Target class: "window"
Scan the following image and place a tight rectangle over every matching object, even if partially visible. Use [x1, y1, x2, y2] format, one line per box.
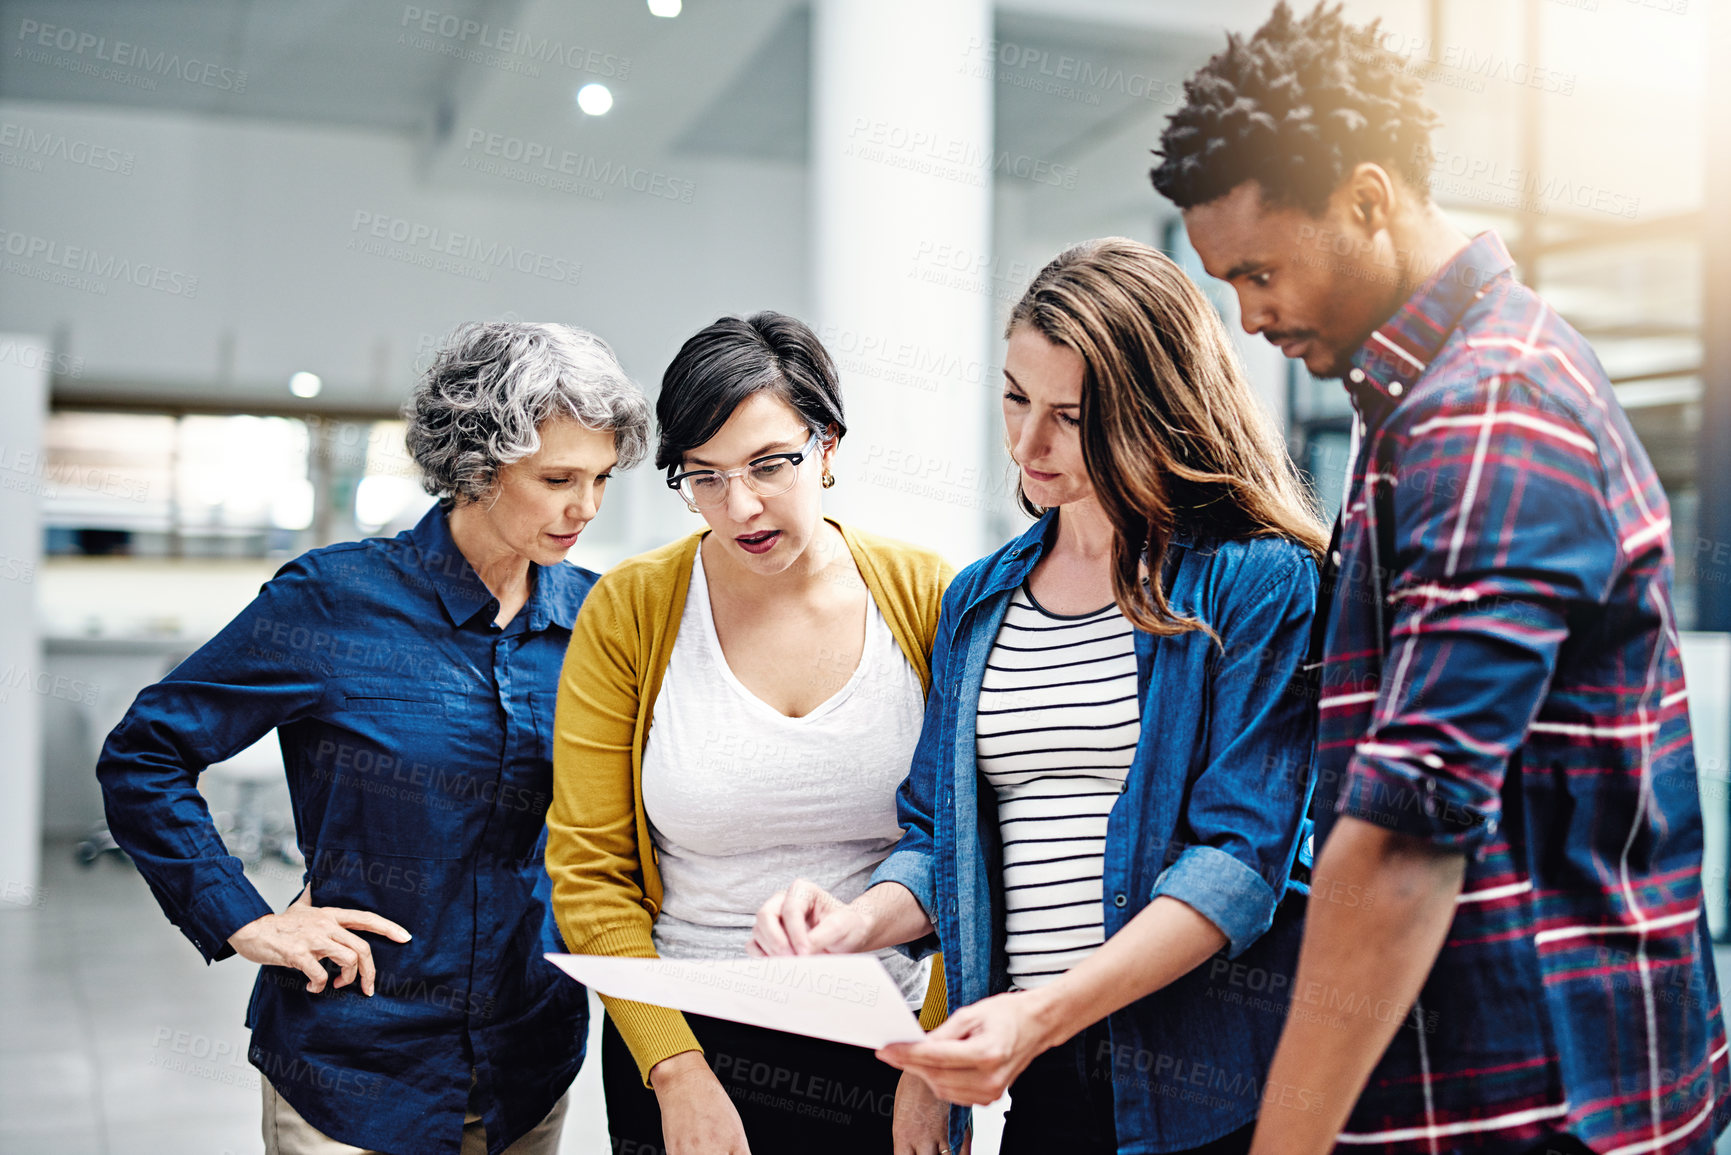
[44, 411, 430, 558]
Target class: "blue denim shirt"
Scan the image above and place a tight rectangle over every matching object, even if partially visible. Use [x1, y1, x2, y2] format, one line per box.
[872, 511, 1319, 1153]
[96, 504, 590, 1155]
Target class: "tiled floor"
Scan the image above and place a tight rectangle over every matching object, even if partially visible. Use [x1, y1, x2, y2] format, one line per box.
[0, 842, 610, 1155]
[2, 843, 1725, 1153]
[0, 844, 1009, 1154]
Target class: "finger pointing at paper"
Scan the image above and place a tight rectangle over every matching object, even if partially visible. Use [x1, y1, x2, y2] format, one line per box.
[750, 879, 935, 959]
[749, 878, 869, 957]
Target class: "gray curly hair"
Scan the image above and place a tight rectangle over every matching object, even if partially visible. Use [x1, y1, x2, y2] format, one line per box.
[404, 321, 651, 503]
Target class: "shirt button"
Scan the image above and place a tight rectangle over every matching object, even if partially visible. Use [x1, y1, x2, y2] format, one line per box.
[1331, 550, 1343, 567]
[1348, 368, 1365, 383]
[1388, 381, 1405, 397]
[1113, 893, 1127, 908]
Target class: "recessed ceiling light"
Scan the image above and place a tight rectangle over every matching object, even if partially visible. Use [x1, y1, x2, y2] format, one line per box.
[648, 0, 681, 16]
[577, 83, 613, 116]
[288, 371, 322, 398]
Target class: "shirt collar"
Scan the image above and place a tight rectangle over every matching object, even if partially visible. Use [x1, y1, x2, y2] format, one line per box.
[957, 508, 1195, 627]
[974, 510, 1059, 608]
[532, 566, 584, 631]
[1345, 231, 1516, 416]
[406, 503, 572, 632]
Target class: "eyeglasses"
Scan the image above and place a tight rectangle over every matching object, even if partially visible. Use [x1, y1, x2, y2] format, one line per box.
[666, 432, 821, 510]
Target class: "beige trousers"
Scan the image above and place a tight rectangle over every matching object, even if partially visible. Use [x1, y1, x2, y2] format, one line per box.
[262, 1074, 568, 1155]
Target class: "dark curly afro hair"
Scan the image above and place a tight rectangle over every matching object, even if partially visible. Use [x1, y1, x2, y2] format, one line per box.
[1151, 2, 1441, 214]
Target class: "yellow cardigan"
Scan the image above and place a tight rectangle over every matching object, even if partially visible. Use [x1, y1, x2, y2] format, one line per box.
[546, 520, 954, 1083]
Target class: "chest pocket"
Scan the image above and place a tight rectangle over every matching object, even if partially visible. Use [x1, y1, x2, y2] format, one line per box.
[307, 677, 468, 860]
[528, 689, 558, 768]
[487, 688, 559, 863]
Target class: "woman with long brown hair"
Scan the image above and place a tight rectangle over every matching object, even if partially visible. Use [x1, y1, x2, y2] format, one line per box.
[753, 237, 1327, 1155]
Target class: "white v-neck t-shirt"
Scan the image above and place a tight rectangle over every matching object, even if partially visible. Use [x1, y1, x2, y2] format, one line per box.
[641, 545, 929, 1004]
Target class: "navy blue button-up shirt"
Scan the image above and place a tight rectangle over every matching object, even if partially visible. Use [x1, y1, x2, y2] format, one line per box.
[1314, 232, 1728, 1152]
[96, 504, 592, 1155]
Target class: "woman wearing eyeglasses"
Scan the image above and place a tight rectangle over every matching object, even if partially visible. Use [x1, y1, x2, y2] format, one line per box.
[543, 312, 956, 1155]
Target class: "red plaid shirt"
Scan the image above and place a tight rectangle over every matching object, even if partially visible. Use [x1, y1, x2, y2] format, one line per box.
[1311, 232, 1730, 1153]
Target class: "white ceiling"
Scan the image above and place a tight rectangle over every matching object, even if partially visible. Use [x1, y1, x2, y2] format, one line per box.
[0, 0, 523, 131]
[4, 0, 1705, 415]
[0, 0, 1238, 181]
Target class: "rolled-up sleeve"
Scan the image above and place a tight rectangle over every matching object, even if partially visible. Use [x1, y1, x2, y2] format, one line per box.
[1152, 846, 1283, 955]
[95, 556, 327, 961]
[1337, 381, 1619, 852]
[1151, 547, 1318, 958]
[870, 846, 936, 929]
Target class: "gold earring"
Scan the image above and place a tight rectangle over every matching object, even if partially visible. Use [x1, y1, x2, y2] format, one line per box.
[821, 470, 836, 489]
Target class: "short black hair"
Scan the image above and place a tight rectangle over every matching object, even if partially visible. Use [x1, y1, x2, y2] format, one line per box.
[655, 311, 846, 472]
[1151, 2, 1441, 214]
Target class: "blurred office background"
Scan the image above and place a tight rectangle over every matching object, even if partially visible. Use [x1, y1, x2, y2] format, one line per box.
[0, 0, 1725, 1150]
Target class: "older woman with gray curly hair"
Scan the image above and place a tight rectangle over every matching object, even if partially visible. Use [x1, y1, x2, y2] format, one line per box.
[96, 321, 650, 1155]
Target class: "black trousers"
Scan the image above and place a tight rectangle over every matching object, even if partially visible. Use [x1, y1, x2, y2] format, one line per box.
[601, 1010, 902, 1155]
[1000, 1021, 1254, 1155]
[1523, 1139, 1595, 1155]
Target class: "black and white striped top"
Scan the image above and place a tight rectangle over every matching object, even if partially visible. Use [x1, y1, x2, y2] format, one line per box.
[977, 583, 1140, 990]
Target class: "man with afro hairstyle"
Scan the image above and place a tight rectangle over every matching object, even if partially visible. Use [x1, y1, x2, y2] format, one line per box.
[1157, 5, 1729, 1155]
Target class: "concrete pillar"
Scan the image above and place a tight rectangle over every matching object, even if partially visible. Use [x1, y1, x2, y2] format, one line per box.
[0, 334, 50, 911]
[1696, 0, 1731, 935]
[1697, 0, 1731, 631]
[809, 0, 994, 564]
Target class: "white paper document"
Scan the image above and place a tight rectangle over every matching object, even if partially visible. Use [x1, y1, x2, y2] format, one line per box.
[546, 953, 925, 1050]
